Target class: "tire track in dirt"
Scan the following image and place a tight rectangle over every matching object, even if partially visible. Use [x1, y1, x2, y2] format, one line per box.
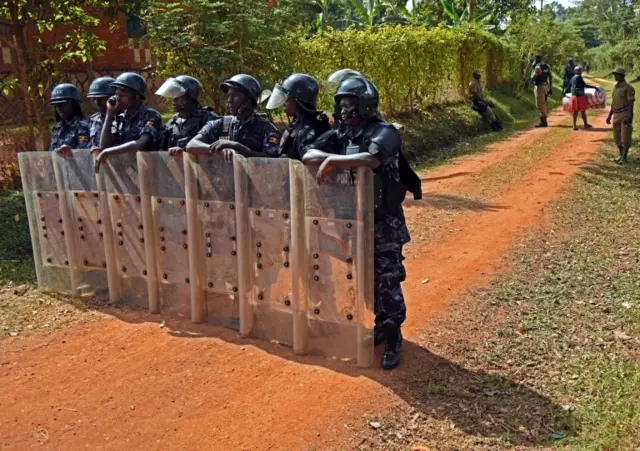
[0, 110, 611, 451]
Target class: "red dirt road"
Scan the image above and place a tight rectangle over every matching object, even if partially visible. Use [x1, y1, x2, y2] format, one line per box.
[0, 109, 610, 450]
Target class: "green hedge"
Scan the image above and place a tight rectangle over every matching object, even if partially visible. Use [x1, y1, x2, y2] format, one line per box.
[279, 25, 515, 114]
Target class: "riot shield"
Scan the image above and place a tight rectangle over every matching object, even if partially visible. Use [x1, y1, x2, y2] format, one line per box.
[235, 157, 294, 345]
[54, 150, 109, 296]
[138, 152, 191, 318]
[99, 153, 148, 308]
[18, 152, 71, 291]
[186, 153, 239, 329]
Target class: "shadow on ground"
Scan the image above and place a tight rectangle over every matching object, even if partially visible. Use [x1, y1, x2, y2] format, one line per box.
[404, 193, 509, 212]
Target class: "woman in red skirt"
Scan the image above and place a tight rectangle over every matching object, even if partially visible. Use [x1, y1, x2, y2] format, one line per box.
[569, 66, 599, 130]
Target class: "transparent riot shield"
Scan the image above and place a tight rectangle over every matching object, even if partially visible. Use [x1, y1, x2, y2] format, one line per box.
[292, 163, 374, 367]
[18, 152, 71, 291]
[235, 157, 294, 345]
[54, 150, 109, 296]
[186, 154, 239, 329]
[98, 153, 148, 308]
[138, 152, 191, 318]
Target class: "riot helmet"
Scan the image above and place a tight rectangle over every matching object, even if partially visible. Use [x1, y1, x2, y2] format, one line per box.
[329, 69, 379, 119]
[110, 72, 147, 99]
[220, 74, 261, 106]
[49, 83, 82, 105]
[87, 77, 116, 98]
[266, 73, 320, 112]
[155, 75, 202, 101]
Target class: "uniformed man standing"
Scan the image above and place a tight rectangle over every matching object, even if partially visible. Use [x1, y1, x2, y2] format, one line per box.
[562, 57, 575, 95]
[48, 83, 90, 153]
[531, 54, 553, 127]
[607, 68, 635, 165]
[302, 69, 419, 370]
[155, 75, 219, 154]
[468, 70, 503, 132]
[186, 74, 280, 159]
[86, 77, 115, 149]
[94, 72, 163, 172]
[265, 73, 331, 160]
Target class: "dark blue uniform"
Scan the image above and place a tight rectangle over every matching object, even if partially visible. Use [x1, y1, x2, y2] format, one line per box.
[163, 109, 219, 149]
[345, 119, 410, 329]
[47, 116, 90, 151]
[197, 113, 280, 156]
[110, 104, 163, 150]
[88, 112, 105, 148]
[279, 114, 331, 160]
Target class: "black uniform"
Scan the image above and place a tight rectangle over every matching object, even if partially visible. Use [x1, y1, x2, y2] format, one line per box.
[162, 109, 219, 149]
[279, 114, 331, 160]
[110, 104, 163, 150]
[48, 116, 90, 151]
[197, 113, 280, 156]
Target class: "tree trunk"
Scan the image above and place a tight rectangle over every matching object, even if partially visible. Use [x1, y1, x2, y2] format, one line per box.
[468, 0, 477, 22]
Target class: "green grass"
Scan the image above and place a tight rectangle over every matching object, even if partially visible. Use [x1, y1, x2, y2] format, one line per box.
[0, 190, 35, 284]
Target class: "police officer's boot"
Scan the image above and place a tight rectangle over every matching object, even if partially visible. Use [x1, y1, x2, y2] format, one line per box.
[613, 147, 623, 163]
[491, 120, 503, 132]
[381, 325, 403, 370]
[621, 147, 630, 164]
[535, 116, 547, 128]
[374, 326, 385, 346]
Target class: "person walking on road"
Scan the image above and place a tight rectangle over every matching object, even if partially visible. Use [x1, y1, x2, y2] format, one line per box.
[568, 66, 598, 131]
[607, 68, 635, 164]
[531, 54, 553, 128]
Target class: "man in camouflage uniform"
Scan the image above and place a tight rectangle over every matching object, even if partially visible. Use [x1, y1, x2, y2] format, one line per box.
[531, 54, 553, 128]
[87, 77, 115, 149]
[155, 75, 219, 154]
[607, 68, 635, 164]
[95, 72, 163, 172]
[48, 83, 90, 152]
[469, 70, 503, 132]
[186, 74, 279, 158]
[303, 69, 420, 370]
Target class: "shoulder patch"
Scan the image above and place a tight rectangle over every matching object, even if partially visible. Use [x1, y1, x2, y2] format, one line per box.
[78, 136, 89, 142]
[146, 121, 155, 127]
[268, 136, 279, 144]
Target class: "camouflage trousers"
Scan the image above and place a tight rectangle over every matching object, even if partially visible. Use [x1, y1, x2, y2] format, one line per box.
[374, 210, 410, 329]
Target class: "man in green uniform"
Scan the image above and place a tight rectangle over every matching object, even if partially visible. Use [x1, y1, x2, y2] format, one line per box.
[607, 68, 635, 164]
[469, 70, 503, 131]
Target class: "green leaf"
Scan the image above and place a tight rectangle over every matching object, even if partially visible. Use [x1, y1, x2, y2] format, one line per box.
[440, 0, 459, 22]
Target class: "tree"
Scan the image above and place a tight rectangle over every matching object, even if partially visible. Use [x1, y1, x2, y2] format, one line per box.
[0, 0, 119, 150]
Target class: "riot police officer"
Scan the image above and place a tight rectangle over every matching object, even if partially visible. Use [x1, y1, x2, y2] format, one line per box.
[155, 75, 219, 154]
[186, 74, 280, 159]
[302, 69, 419, 370]
[95, 72, 163, 172]
[265, 73, 330, 160]
[48, 83, 90, 153]
[86, 77, 115, 149]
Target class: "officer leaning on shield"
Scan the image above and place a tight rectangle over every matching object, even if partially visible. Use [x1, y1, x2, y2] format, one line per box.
[48, 69, 420, 370]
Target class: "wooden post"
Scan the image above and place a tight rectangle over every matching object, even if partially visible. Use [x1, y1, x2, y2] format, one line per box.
[355, 167, 375, 368]
[185, 153, 205, 323]
[95, 166, 121, 303]
[289, 160, 309, 355]
[233, 155, 253, 337]
[52, 151, 81, 296]
[18, 153, 44, 286]
[137, 152, 160, 314]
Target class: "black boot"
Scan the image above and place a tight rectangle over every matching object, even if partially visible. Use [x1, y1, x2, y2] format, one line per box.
[542, 116, 548, 127]
[621, 147, 630, 164]
[535, 116, 547, 128]
[613, 147, 623, 163]
[491, 120, 503, 132]
[381, 325, 403, 370]
[374, 326, 385, 346]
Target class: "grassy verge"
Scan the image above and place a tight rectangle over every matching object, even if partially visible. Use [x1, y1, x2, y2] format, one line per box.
[0, 190, 35, 284]
[356, 84, 640, 449]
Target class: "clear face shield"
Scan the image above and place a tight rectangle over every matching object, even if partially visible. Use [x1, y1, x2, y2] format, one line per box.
[155, 78, 187, 99]
[265, 84, 288, 110]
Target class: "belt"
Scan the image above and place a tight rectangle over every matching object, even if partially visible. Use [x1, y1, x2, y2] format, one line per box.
[613, 106, 629, 113]
[535, 82, 549, 87]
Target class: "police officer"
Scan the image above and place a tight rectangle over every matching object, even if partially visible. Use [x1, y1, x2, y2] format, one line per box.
[186, 74, 280, 159]
[155, 75, 219, 155]
[86, 77, 115, 149]
[563, 57, 575, 95]
[48, 83, 90, 153]
[95, 72, 163, 172]
[531, 54, 553, 127]
[265, 73, 331, 160]
[607, 68, 635, 164]
[302, 69, 419, 370]
[469, 70, 503, 132]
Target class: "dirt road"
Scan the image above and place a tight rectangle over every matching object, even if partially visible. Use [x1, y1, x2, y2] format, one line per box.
[0, 108, 611, 450]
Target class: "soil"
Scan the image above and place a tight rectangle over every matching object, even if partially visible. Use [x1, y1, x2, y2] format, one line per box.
[0, 108, 611, 450]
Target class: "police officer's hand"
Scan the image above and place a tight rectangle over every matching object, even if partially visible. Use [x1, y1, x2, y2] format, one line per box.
[316, 157, 334, 185]
[54, 145, 72, 156]
[625, 114, 634, 125]
[168, 147, 184, 157]
[606, 114, 612, 125]
[106, 96, 119, 117]
[94, 150, 109, 173]
[209, 139, 236, 154]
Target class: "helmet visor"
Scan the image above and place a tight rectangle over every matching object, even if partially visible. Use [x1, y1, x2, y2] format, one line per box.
[155, 78, 187, 99]
[265, 84, 288, 110]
